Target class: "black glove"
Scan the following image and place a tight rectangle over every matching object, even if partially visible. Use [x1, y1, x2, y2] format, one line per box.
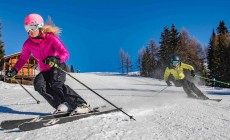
[166, 80, 172, 86]
[6, 68, 18, 78]
[43, 56, 60, 67]
[191, 70, 195, 77]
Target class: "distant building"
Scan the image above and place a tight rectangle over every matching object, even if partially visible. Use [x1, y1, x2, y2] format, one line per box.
[1, 52, 37, 85]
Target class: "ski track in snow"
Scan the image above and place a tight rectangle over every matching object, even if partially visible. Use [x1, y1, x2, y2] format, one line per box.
[1, 73, 230, 140]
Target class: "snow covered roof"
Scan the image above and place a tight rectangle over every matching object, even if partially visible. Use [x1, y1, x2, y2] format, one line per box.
[3, 52, 21, 59]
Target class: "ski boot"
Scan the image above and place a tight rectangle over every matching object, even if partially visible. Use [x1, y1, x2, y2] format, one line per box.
[53, 102, 72, 114]
[199, 96, 209, 100]
[187, 92, 198, 99]
[70, 103, 91, 115]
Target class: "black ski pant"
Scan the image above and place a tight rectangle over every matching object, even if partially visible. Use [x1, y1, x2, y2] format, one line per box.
[33, 63, 87, 109]
[173, 79, 208, 99]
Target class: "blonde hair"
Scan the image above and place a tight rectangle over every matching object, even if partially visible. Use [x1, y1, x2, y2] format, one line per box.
[40, 25, 61, 36]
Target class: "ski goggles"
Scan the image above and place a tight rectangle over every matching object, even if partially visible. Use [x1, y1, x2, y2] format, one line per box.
[24, 22, 44, 33]
[172, 61, 179, 65]
[24, 24, 39, 32]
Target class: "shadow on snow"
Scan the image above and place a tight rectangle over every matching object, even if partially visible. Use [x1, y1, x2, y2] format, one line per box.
[0, 105, 50, 116]
[207, 91, 230, 95]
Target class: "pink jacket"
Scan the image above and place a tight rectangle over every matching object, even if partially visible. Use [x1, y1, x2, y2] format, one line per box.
[14, 33, 69, 72]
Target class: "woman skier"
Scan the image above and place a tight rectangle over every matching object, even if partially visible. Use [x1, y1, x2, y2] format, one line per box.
[6, 13, 90, 114]
[164, 55, 209, 100]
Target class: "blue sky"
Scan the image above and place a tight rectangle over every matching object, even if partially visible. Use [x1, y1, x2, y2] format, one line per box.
[1, 0, 230, 72]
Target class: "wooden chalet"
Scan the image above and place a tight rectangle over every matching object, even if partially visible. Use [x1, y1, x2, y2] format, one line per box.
[1, 52, 37, 85]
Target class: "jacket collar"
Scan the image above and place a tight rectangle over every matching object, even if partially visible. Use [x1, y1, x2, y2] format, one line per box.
[29, 33, 46, 44]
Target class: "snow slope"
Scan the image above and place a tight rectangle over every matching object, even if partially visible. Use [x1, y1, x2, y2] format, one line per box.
[1, 73, 230, 140]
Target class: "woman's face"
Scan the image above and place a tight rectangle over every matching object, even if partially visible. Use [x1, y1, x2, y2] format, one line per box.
[28, 29, 40, 37]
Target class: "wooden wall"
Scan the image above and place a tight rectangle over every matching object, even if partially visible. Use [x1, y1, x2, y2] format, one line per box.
[2, 53, 37, 85]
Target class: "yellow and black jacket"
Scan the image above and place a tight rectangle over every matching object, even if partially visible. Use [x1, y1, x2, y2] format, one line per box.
[164, 62, 194, 81]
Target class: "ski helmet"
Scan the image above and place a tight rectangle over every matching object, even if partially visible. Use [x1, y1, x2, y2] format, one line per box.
[171, 55, 180, 62]
[171, 55, 180, 67]
[24, 13, 44, 32]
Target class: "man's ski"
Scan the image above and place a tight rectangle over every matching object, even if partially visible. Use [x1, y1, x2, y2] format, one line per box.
[0, 106, 106, 130]
[207, 98, 222, 102]
[189, 96, 222, 102]
[19, 108, 120, 131]
[196, 98, 222, 102]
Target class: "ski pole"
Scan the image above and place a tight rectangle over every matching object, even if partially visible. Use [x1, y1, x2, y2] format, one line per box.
[153, 85, 169, 96]
[157, 86, 169, 94]
[52, 63, 136, 121]
[6, 76, 40, 104]
[195, 75, 230, 86]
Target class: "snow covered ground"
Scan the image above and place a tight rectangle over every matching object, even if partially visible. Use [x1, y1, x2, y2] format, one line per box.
[1, 72, 230, 140]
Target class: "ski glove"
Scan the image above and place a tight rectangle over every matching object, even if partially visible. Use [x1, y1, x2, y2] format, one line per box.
[6, 67, 18, 78]
[43, 56, 60, 67]
[191, 70, 195, 77]
[166, 80, 172, 86]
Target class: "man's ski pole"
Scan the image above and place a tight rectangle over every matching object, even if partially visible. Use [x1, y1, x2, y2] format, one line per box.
[157, 86, 169, 94]
[8, 77, 40, 104]
[153, 86, 169, 96]
[195, 75, 230, 86]
[53, 63, 136, 121]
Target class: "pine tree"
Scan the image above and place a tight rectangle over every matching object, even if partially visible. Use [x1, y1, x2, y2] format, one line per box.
[0, 20, 5, 71]
[207, 21, 230, 87]
[169, 24, 180, 55]
[70, 65, 75, 73]
[141, 47, 151, 76]
[216, 21, 230, 86]
[158, 26, 171, 69]
[227, 42, 230, 85]
[207, 30, 219, 83]
[148, 39, 158, 77]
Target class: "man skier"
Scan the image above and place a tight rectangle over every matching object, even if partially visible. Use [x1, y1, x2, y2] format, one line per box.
[164, 55, 209, 100]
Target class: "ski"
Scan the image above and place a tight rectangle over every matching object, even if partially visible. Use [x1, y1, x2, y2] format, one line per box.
[189, 96, 222, 102]
[207, 98, 222, 102]
[0, 112, 69, 130]
[0, 106, 106, 130]
[19, 108, 120, 131]
[196, 98, 222, 102]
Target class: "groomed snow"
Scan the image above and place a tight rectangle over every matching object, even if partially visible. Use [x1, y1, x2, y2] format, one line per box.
[0, 73, 230, 140]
